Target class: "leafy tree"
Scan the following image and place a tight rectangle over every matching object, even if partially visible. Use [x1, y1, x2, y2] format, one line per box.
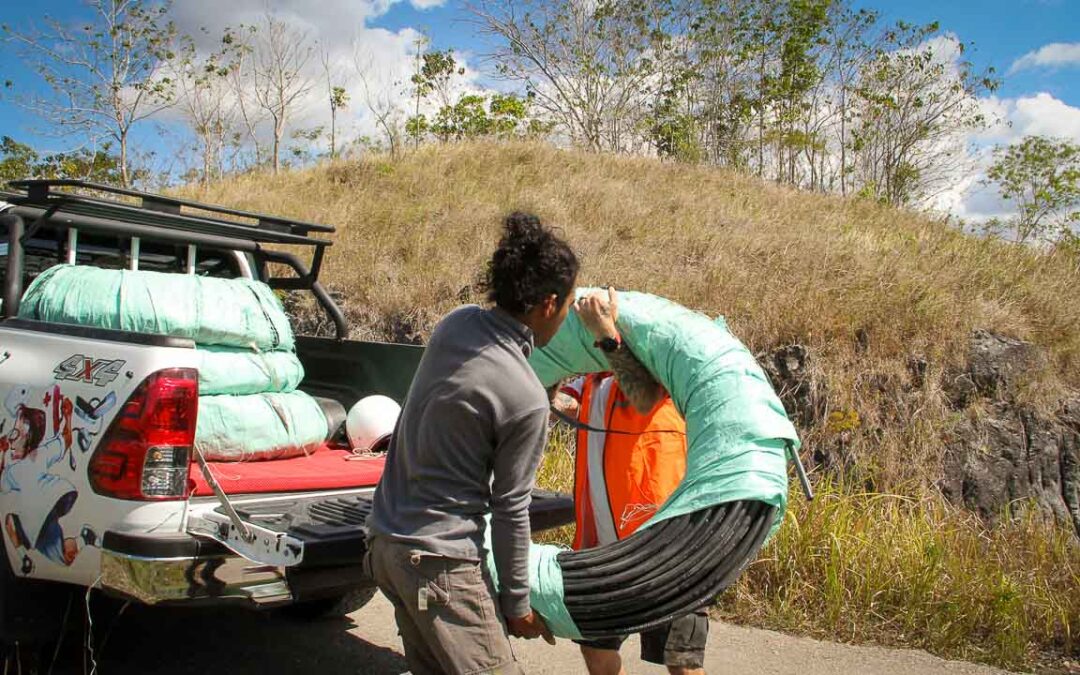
[0, 136, 123, 184]
[648, 93, 702, 163]
[38, 145, 126, 184]
[986, 135, 1080, 244]
[488, 93, 533, 138]
[431, 94, 490, 140]
[0, 137, 39, 182]
[410, 92, 539, 143]
[3, 0, 180, 186]
[850, 24, 997, 206]
[404, 114, 429, 146]
[412, 50, 463, 110]
[287, 126, 324, 166]
[473, 0, 668, 151]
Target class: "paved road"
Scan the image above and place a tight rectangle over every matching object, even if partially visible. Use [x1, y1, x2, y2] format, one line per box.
[48, 592, 1014, 675]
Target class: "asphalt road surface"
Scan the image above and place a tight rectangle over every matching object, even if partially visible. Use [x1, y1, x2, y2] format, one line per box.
[42, 592, 1014, 674]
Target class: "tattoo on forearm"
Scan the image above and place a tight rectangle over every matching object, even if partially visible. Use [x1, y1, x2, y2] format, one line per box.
[608, 346, 663, 413]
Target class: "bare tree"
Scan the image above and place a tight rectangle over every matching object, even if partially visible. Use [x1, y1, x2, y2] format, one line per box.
[823, 3, 881, 195]
[410, 33, 429, 150]
[354, 47, 405, 157]
[218, 25, 267, 166]
[248, 13, 315, 173]
[471, 0, 662, 152]
[3, 0, 179, 186]
[320, 48, 349, 159]
[171, 33, 241, 184]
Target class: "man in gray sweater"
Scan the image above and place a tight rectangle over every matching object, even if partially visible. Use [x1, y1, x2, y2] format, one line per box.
[367, 212, 579, 675]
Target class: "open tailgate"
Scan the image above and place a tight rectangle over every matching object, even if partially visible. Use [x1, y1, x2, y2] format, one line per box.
[187, 490, 575, 569]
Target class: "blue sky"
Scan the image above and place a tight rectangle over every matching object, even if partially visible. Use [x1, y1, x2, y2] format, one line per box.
[0, 0, 1077, 217]
[307, 0, 1080, 105]
[862, 0, 1079, 103]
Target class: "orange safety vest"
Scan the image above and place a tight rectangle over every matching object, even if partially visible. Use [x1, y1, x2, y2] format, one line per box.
[571, 374, 688, 550]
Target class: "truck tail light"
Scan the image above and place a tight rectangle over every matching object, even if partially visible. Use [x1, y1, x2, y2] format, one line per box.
[89, 368, 198, 501]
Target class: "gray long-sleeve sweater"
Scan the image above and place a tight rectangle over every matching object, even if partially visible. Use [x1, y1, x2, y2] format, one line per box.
[367, 305, 550, 618]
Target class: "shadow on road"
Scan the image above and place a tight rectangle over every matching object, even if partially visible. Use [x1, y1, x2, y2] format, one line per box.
[50, 602, 408, 675]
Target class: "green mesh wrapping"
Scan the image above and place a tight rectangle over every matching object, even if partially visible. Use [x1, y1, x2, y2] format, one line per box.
[19, 265, 294, 351]
[196, 346, 305, 396]
[195, 391, 328, 462]
[486, 290, 799, 639]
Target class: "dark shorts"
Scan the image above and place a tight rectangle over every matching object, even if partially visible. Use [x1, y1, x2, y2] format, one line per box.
[573, 609, 709, 668]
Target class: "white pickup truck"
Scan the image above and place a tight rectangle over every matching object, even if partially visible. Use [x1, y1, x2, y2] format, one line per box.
[0, 179, 572, 648]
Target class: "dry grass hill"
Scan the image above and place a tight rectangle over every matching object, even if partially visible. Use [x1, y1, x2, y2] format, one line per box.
[177, 141, 1080, 672]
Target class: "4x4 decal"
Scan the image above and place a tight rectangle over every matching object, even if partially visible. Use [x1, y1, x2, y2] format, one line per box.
[53, 355, 126, 387]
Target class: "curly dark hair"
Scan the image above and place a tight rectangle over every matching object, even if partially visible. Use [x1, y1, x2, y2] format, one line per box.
[484, 212, 578, 315]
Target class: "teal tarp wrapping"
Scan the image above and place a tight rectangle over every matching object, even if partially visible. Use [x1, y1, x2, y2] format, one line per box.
[19, 265, 294, 351]
[196, 346, 305, 396]
[488, 290, 799, 639]
[484, 518, 577, 640]
[195, 391, 328, 462]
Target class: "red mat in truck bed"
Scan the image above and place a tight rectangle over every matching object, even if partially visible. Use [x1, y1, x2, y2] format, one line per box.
[190, 445, 385, 496]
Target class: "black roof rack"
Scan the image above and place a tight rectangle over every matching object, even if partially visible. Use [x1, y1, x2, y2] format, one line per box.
[1, 178, 349, 340]
[2, 179, 334, 248]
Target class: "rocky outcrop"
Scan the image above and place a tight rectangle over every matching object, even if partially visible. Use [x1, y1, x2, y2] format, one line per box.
[758, 344, 827, 429]
[940, 402, 1079, 535]
[939, 331, 1079, 537]
[759, 330, 1080, 537]
[944, 329, 1042, 408]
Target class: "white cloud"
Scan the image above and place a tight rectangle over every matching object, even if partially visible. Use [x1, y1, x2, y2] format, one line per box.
[1009, 42, 1080, 74]
[939, 92, 1080, 222]
[164, 0, 479, 159]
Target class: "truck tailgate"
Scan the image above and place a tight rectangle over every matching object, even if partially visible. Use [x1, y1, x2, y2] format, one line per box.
[187, 490, 575, 569]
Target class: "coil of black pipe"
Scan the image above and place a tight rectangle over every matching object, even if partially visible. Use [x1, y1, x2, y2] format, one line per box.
[556, 500, 776, 639]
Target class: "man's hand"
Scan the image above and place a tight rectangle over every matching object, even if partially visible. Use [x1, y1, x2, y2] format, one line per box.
[574, 286, 619, 340]
[507, 610, 557, 645]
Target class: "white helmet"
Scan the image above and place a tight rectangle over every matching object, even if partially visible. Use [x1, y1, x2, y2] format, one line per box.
[346, 395, 401, 453]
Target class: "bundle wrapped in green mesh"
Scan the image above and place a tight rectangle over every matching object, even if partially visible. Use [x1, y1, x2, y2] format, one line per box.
[196, 346, 305, 396]
[196, 391, 328, 462]
[19, 265, 294, 351]
[486, 290, 798, 639]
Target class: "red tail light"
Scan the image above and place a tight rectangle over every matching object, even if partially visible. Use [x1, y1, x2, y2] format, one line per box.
[89, 368, 198, 501]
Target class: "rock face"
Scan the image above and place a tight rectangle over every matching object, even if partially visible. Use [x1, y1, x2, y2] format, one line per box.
[760, 330, 1080, 537]
[940, 402, 1079, 535]
[759, 344, 826, 429]
[940, 331, 1080, 537]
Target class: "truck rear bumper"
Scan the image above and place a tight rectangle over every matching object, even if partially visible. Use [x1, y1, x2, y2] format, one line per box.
[100, 532, 295, 607]
[100, 489, 576, 608]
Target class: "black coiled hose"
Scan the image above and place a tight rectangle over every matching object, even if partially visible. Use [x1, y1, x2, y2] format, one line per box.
[557, 500, 775, 639]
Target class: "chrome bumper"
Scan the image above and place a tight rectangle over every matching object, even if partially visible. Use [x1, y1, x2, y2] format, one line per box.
[100, 547, 293, 607]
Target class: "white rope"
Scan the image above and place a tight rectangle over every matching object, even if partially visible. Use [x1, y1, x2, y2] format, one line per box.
[84, 575, 103, 675]
[619, 503, 659, 530]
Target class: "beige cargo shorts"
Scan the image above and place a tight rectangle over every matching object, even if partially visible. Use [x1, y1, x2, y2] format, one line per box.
[366, 536, 523, 675]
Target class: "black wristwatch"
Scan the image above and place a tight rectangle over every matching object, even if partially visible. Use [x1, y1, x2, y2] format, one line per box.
[594, 335, 622, 353]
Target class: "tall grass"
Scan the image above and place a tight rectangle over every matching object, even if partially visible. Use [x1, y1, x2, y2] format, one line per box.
[533, 441, 1080, 670]
[719, 480, 1080, 670]
[177, 142, 1080, 670]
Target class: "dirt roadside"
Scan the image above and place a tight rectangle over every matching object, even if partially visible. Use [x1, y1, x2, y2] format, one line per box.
[47, 592, 1019, 674]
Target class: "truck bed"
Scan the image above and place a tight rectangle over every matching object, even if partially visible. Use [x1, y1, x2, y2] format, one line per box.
[190, 445, 384, 496]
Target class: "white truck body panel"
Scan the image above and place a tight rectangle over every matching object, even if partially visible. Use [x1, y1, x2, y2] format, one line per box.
[0, 325, 198, 587]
